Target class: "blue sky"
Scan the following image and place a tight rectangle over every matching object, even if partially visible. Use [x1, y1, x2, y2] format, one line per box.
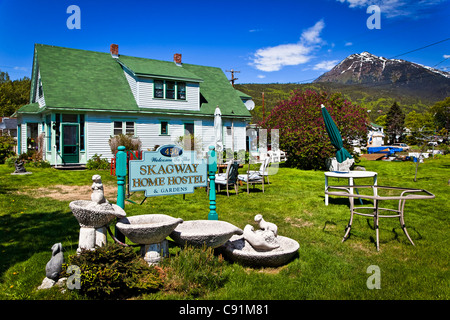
[0, 0, 449, 83]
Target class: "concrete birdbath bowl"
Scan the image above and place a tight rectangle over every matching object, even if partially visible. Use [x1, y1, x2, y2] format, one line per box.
[116, 214, 183, 245]
[69, 200, 126, 228]
[170, 220, 243, 248]
[69, 200, 127, 253]
[221, 235, 299, 267]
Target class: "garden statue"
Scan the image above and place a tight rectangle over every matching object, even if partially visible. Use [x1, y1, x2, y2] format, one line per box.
[91, 174, 108, 204]
[14, 160, 27, 173]
[45, 243, 65, 280]
[243, 224, 280, 251]
[254, 214, 278, 236]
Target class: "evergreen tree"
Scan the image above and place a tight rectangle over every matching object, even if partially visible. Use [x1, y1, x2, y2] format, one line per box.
[385, 102, 405, 143]
[0, 70, 31, 117]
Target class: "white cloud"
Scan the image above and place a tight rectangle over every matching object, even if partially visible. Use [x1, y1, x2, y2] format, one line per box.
[257, 75, 266, 79]
[300, 20, 325, 45]
[345, 42, 353, 46]
[13, 66, 28, 72]
[313, 60, 339, 71]
[250, 20, 325, 72]
[444, 54, 450, 59]
[337, 0, 446, 19]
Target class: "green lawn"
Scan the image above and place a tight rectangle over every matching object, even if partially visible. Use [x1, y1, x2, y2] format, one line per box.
[0, 155, 449, 300]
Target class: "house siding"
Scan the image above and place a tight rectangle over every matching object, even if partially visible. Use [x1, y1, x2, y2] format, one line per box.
[123, 68, 137, 101]
[86, 114, 114, 161]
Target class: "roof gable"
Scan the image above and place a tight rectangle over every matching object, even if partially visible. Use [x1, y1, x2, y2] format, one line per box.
[36, 44, 138, 111]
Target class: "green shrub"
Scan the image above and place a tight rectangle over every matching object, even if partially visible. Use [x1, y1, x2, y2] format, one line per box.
[86, 154, 110, 170]
[109, 134, 142, 154]
[62, 243, 164, 299]
[29, 160, 51, 168]
[5, 155, 18, 167]
[0, 133, 15, 164]
[160, 245, 228, 297]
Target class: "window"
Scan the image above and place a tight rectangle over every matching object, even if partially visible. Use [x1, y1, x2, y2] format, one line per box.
[113, 121, 135, 136]
[125, 122, 134, 135]
[62, 114, 77, 123]
[55, 113, 60, 152]
[154, 80, 187, 100]
[114, 121, 123, 135]
[38, 78, 43, 98]
[177, 82, 186, 100]
[80, 114, 85, 151]
[46, 115, 52, 152]
[160, 121, 168, 135]
[166, 81, 175, 99]
[184, 123, 194, 136]
[154, 80, 164, 98]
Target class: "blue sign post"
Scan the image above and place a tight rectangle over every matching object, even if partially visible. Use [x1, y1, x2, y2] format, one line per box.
[208, 146, 218, 220]
[115, 145, 127, 242]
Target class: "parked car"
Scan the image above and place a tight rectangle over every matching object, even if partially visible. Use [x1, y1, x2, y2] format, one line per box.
[392, 143, 410, 150]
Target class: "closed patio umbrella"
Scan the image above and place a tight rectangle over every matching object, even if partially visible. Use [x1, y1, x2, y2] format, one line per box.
[214, 106, 223, 160]
[321, 104, 353, 164]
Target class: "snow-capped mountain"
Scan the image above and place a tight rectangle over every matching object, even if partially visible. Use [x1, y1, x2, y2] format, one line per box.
[314, 52, 450, 100]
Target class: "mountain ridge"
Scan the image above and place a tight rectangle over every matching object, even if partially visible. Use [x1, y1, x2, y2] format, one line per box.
[313, 51, 450, 101]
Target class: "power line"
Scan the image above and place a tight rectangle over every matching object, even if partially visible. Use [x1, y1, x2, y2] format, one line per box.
[389, 38, 450, 59]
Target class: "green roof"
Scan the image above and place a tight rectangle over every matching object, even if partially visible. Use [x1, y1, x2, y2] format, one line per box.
[13, 102, 40, 116]
[17, 44, 251, 119]
[118, 55, 202, 82]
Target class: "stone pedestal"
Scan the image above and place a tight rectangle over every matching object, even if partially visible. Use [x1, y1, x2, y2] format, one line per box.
[77, 226, 108, 253]
[140, 239, 169, 265]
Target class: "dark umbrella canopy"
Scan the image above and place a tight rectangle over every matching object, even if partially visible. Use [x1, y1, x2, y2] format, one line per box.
[321, 104, 353, 163]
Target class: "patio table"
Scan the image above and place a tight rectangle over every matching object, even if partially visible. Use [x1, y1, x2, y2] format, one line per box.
[324, 171, 378, 206]
[325, 185, 435, 251]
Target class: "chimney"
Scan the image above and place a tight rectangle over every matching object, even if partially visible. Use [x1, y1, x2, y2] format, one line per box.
[110, 44, 119, 58]
[174, 53, 182, 66]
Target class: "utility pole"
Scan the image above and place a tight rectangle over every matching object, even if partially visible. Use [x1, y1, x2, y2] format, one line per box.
[226, 69, 240, 87]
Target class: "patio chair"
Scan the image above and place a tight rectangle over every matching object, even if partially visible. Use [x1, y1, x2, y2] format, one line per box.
[248, 156, 271, 184]
[238, 161, 266, 194]
[214, 160, 240, 197]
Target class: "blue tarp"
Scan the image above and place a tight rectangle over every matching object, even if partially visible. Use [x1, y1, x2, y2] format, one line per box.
[368, 146, 403, 156]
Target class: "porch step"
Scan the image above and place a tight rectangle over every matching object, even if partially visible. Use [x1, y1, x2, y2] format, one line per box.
[53, 164, 87, 170]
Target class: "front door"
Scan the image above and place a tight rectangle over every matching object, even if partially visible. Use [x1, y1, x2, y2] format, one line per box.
[62, 124, 79, 164]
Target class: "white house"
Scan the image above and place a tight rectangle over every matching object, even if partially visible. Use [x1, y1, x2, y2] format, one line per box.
[15, 44, 252, 166]
[367, 122, 385, 147]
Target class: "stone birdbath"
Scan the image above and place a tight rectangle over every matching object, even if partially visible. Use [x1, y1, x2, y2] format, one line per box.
[169, 220, 243, 249]
[220, 214, 299, 267]
[115, 214, 183, 265]
[69, 175, 126, 253]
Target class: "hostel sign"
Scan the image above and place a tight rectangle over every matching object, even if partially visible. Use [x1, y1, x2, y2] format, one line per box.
[128, 145, 207, 197]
